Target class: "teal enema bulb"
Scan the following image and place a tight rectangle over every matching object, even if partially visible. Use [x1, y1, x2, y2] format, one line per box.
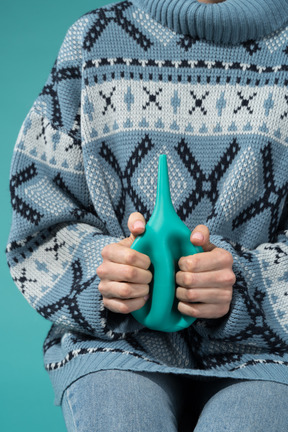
[131, 154, 203, 332]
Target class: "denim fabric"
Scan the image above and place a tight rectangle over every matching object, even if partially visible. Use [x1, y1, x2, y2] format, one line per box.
[194, 380, 288, 432]
[61, 370, 288, 432]
[62, 370, 184, 432]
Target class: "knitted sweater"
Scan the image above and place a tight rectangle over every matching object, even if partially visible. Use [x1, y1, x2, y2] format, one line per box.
[7, 0, 288, 405]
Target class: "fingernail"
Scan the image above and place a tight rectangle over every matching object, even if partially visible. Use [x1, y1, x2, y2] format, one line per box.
[144, 295, 150, 301]
[133, 221, 145, 230]
[191, 232, 204, 241]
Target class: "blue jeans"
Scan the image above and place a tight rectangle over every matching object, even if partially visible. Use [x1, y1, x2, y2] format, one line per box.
[62, 370, 288, 431]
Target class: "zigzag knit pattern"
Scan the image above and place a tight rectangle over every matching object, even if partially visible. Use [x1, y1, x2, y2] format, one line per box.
[6, 0, 288, 404]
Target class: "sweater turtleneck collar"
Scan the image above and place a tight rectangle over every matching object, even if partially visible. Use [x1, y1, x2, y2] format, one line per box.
[132, 0, 288, 45]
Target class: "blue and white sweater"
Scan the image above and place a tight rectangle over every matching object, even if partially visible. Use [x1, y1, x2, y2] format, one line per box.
[7, 0, 288, 405]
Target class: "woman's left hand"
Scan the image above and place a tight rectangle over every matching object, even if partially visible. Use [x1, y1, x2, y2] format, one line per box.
[176, 225, 236, 319]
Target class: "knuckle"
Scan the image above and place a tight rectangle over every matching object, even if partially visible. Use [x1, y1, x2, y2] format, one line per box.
[217, 248, 233, 267]
[124, 249, 137, 266]
[119, 284, 132, 299]
[182, 272, 190, 286]
[190, 255, 201, 271]
[118, 302, 130, 314]
[184, 256, 197, 272]
[147, 270, 153, 284]
[223, 270, 236, 285]
[183, 272, 195, 287]
[186, 289, 196, 302]
[217, 269, 235, 286]
[96, 264, 104, 278]
[125, 266, 137, 282]
[98, 281, 105, 294]
[144, 257, 152, 270]
[214, 247, 225, 259]
[101, 244, 111, 259]
[178, 257, 185, 270]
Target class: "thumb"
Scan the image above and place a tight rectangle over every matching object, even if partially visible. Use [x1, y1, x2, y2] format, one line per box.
[127, 211, 146, 242]
[119, 212, 146, 248]
[190, 224, 215, 252]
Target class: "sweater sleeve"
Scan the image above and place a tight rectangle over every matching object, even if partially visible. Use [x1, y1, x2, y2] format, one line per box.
[194, 209, 288, 353]
[6, 17, 142, 340]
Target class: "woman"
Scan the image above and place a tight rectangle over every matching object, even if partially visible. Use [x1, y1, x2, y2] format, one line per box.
[7, 0, 288, 430]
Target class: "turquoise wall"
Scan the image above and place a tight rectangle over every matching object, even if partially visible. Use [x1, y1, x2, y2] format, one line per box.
[1, 1, 112, 430]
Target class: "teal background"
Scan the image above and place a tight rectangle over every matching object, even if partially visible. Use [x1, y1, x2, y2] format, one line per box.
[1, 1, 112, 430]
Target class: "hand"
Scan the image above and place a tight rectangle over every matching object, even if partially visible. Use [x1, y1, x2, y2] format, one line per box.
[96, 213, 152, 314]
[176, 225, 235, 319]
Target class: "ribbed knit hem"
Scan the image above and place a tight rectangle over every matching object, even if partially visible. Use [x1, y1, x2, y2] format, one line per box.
[132, 0, 288, 44]
[48, 350, 288, 405]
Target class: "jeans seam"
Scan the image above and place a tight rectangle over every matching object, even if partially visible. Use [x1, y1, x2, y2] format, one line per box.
[66, 388, 78, 432]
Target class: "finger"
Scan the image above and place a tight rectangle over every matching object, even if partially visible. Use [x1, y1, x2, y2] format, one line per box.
[127, 212, 146, 238]
[103, 296, 149, 314]
[101, 243, 151, 269]
[176, 269, 236, 288]
[190, 224, 215, 252]
[178, 301, 231, 319]
[178, 248, 234, 273]
[97, 262, 152, 284]
[176, 286, 233, 305]
[99, 281, 150, 300]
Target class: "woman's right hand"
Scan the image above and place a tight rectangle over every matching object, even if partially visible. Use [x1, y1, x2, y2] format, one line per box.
[96, 212, 152, 314]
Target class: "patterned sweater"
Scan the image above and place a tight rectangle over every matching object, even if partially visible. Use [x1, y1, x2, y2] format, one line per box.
[7, 0, 288, 405]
